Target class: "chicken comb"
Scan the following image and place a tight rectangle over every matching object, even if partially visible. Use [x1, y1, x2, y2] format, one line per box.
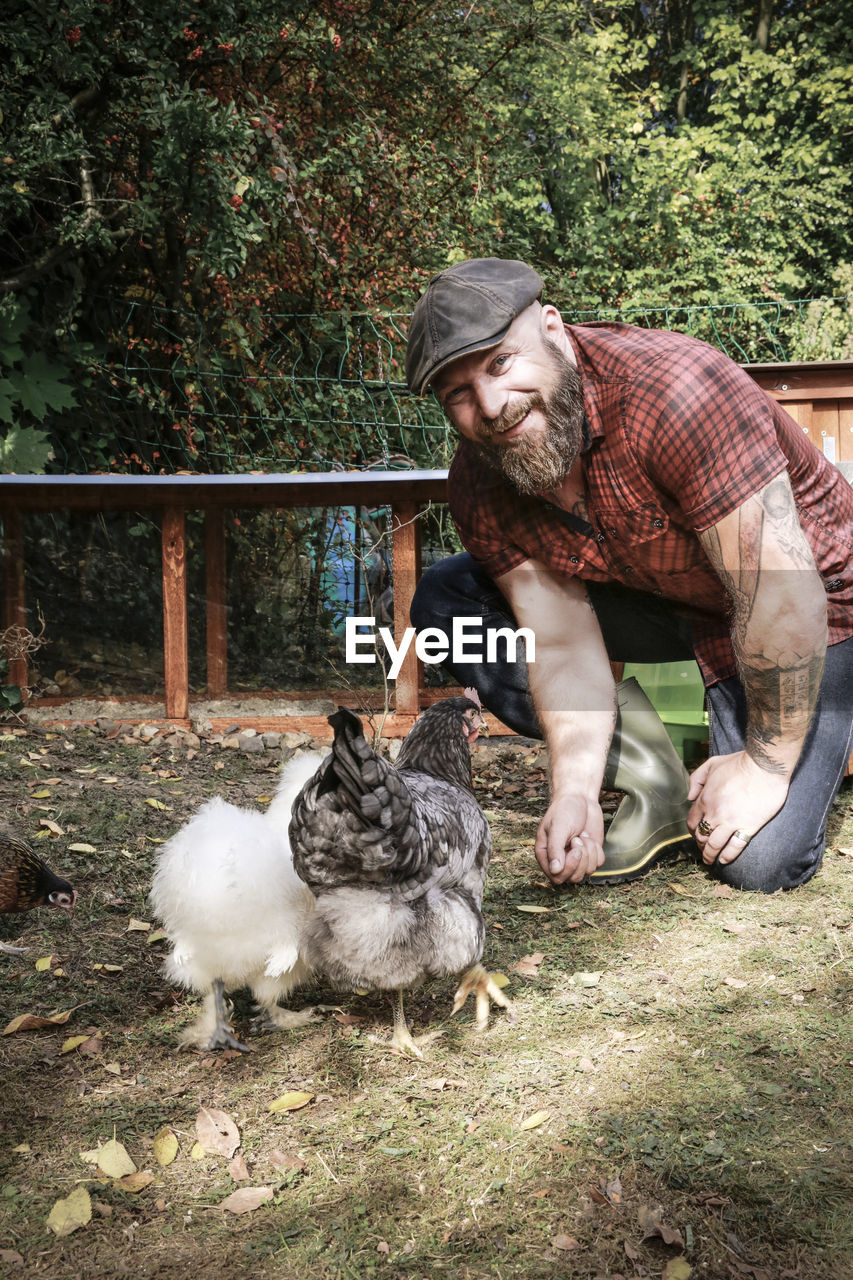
[463, 686, 483, 710]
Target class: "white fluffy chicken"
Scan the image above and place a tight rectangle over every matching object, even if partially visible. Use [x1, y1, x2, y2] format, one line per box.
[150, 750, 325, 1052]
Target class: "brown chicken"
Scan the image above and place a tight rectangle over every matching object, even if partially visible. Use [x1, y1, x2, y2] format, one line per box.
[0, 828, 76, 953]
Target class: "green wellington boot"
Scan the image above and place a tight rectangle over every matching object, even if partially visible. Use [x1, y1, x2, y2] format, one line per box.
[588, 677, 694, 884]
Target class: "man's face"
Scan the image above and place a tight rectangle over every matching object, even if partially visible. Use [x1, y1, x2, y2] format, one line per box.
[433, 307, 584, 495]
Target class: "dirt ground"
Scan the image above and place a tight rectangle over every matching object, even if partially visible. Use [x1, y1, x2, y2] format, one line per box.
[0, 710, 851, 1280]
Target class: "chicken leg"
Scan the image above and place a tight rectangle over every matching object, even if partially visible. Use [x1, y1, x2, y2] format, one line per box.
[451, 964, 511, 1030]
[179, 978, 251, 1053]
[389, 989, 423, 1059]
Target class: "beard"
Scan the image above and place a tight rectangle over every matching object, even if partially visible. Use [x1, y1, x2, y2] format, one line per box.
[469, 340, 585, 495]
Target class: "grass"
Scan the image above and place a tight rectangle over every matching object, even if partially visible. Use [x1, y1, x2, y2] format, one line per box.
[0, 721, 851, 1279]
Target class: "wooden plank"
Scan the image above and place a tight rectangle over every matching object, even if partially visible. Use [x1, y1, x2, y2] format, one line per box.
[839, 400, 853, 461]
[2, 508, 28, 695]
[0, 470, 450, 514]
[161, 506, 189, 720]
[391, 500, 423, 717]
[205, 509, 228, 697]
[746, 363, 853, 400]
[812, 402, 841, 465]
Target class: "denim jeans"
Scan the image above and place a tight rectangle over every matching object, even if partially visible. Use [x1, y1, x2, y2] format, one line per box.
[411, 552, 853, 892]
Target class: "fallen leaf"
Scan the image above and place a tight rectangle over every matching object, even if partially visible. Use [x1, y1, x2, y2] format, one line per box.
[118, 1170, 154, 1192]
[663, 1260, 692, 1280]
[377, 1241, 390, 1255]
[147, 928, 168, 945]
[229, 1153, 250, 1181]
[722, 921, 747, 935]
[30, 788, 51, 799]
[269, 1149, 307, 1173]
[0, 1249, 23, 1266]
[578, 1056, 596, 1074]
[604, 1177, 622, 1205]
[93, 1138, 137, 1179]
[723, 977, 748, 989]
[712, 883, 734, 898]
[47, 1186, 92, 1237]
[3, 1009, 73, 1035]
[61, 1034, 91, 1054]
[220, 1186, 273, 1214]
[333, 1013, 361, 1025]
[12, 1144, 30, 1154]
[38, 818, 64, 836]
[190, 1142, 205, 1160]
[127, 918, 151, 932]
[103, 1062, 121, 1075]
[35, 956, 55, 972]
[518, 1110, 550, 1131]
[196, 1107, 240, 1158]
[553, 1234, 580, 1251]
[516, 904, 551, 914]
[490, 971, 510, 988]
[269, 1091, 313, 1114]
[153, 1127, 178, 1167]
[145, 797, 168, 810]
[569, 971, 602, 988]
[513, 952, 545, 977]
[668, 881, 696, 898]
[638, 1202, 684, 1247]
[68, 843, 97, 854]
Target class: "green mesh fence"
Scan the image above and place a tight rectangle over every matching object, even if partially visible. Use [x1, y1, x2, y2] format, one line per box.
[52, 293, 848, 474]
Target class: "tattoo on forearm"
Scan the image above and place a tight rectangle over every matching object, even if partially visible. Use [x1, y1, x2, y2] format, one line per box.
[739, 654, 826, 772]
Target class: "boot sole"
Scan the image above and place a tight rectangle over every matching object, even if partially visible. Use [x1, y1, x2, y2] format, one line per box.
[587, 833, 695, 885]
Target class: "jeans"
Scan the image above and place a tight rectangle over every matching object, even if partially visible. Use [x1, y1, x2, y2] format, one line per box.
[411, 552, 853, 892]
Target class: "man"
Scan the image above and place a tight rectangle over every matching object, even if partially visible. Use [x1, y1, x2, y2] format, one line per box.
[405, 258, 853, 892]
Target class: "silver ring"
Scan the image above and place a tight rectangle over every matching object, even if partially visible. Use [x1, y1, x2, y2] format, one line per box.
[732, 829, 753, 845]
[697, 817, 713, 837]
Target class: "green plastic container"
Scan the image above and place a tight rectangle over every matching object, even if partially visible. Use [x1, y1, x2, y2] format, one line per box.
[622, 659, 709, 767]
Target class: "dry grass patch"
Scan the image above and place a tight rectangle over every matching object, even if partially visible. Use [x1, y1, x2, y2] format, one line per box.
[0, 722, 850, 1279]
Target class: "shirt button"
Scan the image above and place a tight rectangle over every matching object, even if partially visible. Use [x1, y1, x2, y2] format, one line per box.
[825, 577, 844, 592]
[569, 555, 580, 564]
[596, 531, 606, 543]
[652, 517, 664, 529]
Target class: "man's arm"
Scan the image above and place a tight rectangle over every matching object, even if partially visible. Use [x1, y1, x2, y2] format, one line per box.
[690, 471, 828, 863]
[496, 558, 616, 883]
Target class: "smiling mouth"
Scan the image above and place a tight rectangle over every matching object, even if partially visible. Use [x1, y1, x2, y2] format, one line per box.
[490, 410, 531, 442]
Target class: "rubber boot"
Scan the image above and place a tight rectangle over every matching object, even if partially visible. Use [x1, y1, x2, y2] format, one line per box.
[588, 677, 693, 884]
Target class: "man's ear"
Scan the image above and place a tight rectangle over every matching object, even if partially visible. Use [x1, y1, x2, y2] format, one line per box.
[540, 304, 570, 351]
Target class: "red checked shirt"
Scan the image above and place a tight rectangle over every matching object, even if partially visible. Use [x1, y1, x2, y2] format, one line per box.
[448, 322, 853, 685]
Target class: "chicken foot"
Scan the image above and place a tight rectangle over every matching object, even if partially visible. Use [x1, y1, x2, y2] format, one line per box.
[0, 941, 27, 955]
[251, 1002, 318, 1032]
[389, 989, 424, 1059]
[452, 963, 512, 1030]
[198, 978, 252, 1053]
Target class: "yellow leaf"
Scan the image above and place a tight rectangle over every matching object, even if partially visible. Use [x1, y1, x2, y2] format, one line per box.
[118, 1170, 154, 1192]
[516, 904, 550, 914]
[663, 1260, 692, 1280]
[47, 1185, 92, 1237]
[127, 918, 150, 932]
[518, 1110, 550, 1131]
[30, 789, 51, 799]
[153, 1127, 179, 1167]
[35, 956, 55, 972]
[257, 795, 272, 804]
[269, 1091, 313, 1114]
[61, 1035, 90, 1054]
[38, 818, 64, 836]
[147, 929, 168, 945]
[145, 797, 168, 810]
[490, 972, 510, 989]
[668, 882, 697, 898]
[95, 1138, 137, 1178]
[103, 1062, 122, 1075]
[13, 1143, 30, 1153]
[190, 1142, 206, 1160]
[68, 843, 97, 854]
[103, 964, 123, 973]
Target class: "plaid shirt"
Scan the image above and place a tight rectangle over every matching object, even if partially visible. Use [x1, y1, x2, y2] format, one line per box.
[448, 322, 853, 685]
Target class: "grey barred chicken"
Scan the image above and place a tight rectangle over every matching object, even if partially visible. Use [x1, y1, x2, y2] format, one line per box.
[289, 692, 509, 1057]
[0, 827, 76, 953]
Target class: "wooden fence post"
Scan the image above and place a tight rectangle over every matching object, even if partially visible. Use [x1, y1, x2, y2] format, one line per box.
[161, 506, 189, 720]
[391, 500, 422, 717]
[2, 509, 28, 695]
[205, 509, 228, 697]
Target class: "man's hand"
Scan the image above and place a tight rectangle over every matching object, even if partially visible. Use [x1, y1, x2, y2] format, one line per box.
[535, 792, 605, 884]
[687, 750, 789, 865]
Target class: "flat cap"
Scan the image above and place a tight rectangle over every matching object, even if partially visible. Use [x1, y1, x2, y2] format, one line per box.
[405, 258, 543, 396]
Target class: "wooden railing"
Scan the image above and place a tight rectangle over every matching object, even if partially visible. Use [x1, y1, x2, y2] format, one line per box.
[2, 359, 852, 741]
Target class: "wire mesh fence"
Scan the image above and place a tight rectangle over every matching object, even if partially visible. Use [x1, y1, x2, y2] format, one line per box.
[51, 292, 851, 475]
